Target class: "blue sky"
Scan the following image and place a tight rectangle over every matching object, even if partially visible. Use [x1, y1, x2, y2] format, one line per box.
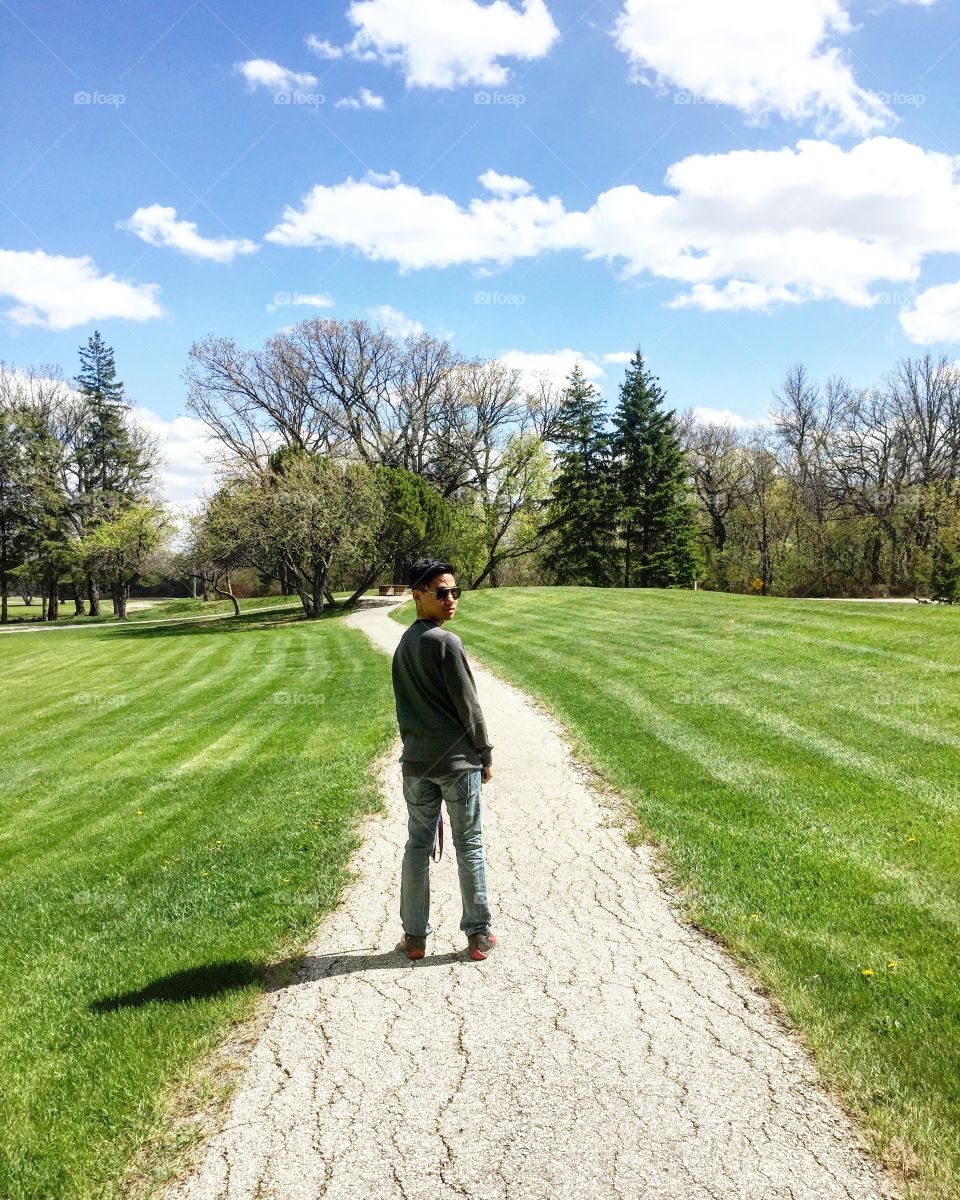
[2, 0, 959, 504]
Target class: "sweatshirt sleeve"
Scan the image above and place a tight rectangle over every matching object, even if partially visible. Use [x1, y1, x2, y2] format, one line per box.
[439, 634, 493, 768]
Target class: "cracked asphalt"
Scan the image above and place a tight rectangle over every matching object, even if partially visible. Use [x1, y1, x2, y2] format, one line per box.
[165, 598, 899, 1200]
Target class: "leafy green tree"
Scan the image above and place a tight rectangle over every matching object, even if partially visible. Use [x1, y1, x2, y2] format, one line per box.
[81, 502, 172, 619]
[541, 365, 618, 586]
[206, 453, 384, 618]
[611, 351, 700, 588]
[342, 466, 454, 605]
[0, 407, 36, 622]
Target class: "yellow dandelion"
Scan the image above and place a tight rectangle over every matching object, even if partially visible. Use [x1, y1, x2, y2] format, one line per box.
[135, 810, 143, 816]
[905, 836, 916, 844]
[887, 961, 897, 970]
[200, 870, 209, 877]
[862, 968, 874, 977]
[750, 913, 761, 921]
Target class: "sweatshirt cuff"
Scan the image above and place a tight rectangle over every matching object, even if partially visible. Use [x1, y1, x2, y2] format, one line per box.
[480, 748, 493, 769]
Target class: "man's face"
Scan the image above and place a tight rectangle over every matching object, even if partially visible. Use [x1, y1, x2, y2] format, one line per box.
[414, 572, 458, 625]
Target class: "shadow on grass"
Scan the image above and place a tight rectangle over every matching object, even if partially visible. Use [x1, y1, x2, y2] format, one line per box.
[102, 596, 407, 641]
[90, 945, 470, 1012]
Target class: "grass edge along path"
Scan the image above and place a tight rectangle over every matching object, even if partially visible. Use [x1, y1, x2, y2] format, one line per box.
[0, 604, 397, 1200]
[391, 588, 960, 1200]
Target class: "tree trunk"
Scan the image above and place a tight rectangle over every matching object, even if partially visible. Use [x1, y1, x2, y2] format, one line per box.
[74, 594, 86, 616]
[344, 565, 379, 607]
[47, 583, 60, 621]
[87, 573, 101, 617]
[1, 578, 7, 624]
[112, 583, 128, 619]
[624, 522, 632, 588]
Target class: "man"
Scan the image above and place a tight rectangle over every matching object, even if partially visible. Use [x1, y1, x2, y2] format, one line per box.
[391, 558, 497, 962]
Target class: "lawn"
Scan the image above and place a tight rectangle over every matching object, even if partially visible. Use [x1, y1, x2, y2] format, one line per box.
[394, 587, 960, 1200]
[0, 594, 302, 625]
[0, 604, 396, 1199]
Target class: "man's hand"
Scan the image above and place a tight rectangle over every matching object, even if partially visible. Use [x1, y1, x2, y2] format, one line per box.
[481, 765, 493, 784]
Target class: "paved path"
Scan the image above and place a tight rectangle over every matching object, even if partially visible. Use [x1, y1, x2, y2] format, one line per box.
[165, 599, 898, 1200]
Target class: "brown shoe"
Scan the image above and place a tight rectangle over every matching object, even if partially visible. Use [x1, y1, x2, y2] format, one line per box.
[467, 932, 497, 961]
[396, 934, 426, 960]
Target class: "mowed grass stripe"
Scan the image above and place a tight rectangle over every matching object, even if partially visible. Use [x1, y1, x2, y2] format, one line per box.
[394, 588, 960, 1200]
[0, 609, 396, 1200]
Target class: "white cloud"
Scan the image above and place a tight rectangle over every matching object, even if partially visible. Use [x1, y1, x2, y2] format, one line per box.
[328, 0, 559, 88]
[265, 290, 335, 313]
[479, 169, 533, 196]
[0, 248, 163, 330]
[335, 87, 386, 109]
[668, 281, 804, 312]
[690, 405, 760, 428]
[898, 282, 960, 345]
[118, 205, 259, 264]
[264, 138, 960, 312]
[367, 303, 425, 337]
[305, 35, 344, 59]
[498, 349, 606, 392]
[614, 0, 892, 135]
[235, 58, 319, 95]
[131, 408, 220, 506]
[602, 351, 633, 363]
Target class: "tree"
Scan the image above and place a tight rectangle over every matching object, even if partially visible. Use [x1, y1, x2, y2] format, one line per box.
[81, 502, 172, 619]
[0, 406, 36, 623]
[541, 365, 618, 586]
[610, 351, 700, 588]
[74, 331, 160, 615]
[341, 466, 455, 606]
[204, 453, 384, 618]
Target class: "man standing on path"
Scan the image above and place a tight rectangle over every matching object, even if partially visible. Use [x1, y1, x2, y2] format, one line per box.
[391, 559, 496, 962]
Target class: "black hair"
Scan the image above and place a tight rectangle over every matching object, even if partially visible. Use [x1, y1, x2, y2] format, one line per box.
[408, 558, 456, 590]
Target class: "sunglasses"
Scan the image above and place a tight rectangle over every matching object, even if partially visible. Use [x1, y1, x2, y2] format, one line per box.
[422, 586, 462, 601]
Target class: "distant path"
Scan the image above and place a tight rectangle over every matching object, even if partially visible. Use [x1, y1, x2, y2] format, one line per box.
[163, 596, 898, 1200]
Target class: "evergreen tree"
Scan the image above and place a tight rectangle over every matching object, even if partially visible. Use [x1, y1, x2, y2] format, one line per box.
[611, 350, 700, 588]
[73, 331, 157, 614]
[541, 364, 619, 586]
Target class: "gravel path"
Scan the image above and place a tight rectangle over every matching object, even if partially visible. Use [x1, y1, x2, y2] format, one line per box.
[164, 599, 898, 1200]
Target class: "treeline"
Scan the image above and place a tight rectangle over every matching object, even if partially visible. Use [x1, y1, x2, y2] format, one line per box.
[0, 333, 168, 622]
[5, 319, 958, 622]
[183, 320, 700, 617]
[681, 358, 960, 598]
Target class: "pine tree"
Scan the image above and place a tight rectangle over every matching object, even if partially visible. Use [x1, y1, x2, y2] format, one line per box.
[611, 350, 700, 588]
[541, 364, 619, 586]
[74, 331, 156, 615]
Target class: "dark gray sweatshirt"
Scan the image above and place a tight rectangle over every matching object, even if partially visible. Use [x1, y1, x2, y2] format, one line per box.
[391, 617, 493, 777]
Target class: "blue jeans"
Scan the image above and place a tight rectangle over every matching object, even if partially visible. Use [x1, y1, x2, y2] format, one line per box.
[400, 769, 492, 938]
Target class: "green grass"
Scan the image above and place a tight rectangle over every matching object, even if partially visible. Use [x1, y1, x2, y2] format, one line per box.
[0, 604, 396, 1199]
[394, 587, 960, 1199]
[0, 594, 302, 625]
